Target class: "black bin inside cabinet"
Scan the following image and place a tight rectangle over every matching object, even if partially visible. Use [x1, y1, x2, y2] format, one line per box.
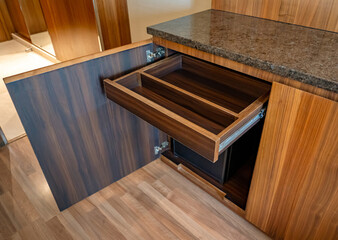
[164, 118, 265, 209]
[171, 139, 228, 184]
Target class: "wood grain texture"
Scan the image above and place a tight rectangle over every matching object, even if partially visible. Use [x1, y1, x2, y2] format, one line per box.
[4, 0, 30, 40]
[0, 137, 269, 240]
[105, 76, 219, 162]
[39, 0, 100, 61]
[133, 87, 226, 134]
[95, 0, 131, 50]
[246, 82, 338, 239]
[146, 55, 270, 114]
[5, 42, 165, 210]
[153, 37, 338, 101]
[19, 0, 47, 34]
[141, 72, 236, 127]
[0, 0, 14, 41]
[212, 0, 338, 32]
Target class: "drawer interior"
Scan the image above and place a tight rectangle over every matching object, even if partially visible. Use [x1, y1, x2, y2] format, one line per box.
[145, 55, 270, 113]
[105, 54, 271, 162]
[115, 73, 237, 134]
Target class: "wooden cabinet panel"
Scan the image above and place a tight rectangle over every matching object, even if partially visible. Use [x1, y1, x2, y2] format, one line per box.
[39, 0, 100, 61]
[5, 0, 30, 40]
[0, 0, 14, 41]
[18, 0, 47, 34]
[246, 82, 338, 239]
[95, 0, 131, 50]
[212, 0, 338, 32]
[5, 41, 166, 210]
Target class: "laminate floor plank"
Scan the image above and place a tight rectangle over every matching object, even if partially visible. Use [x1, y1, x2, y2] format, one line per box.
[0, 137, 269, 239]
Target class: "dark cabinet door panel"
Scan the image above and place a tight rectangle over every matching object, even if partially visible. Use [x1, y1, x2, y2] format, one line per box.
[5, 41, 165, 210]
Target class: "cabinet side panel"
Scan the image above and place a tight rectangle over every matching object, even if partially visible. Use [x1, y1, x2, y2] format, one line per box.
[6, 43, 165, 210]
[246, 82, 338, 239]
[284, 106, 338, 239]
[4, 0, 30, 40]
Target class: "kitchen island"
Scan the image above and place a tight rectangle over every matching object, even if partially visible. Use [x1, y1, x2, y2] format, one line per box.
[4, 5, 337, 240]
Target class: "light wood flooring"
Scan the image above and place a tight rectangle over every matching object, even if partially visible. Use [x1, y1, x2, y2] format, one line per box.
[0, 137, 269, 240]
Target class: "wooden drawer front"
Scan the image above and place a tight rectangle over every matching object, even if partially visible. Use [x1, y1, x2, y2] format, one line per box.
[104, 55, 270, 162]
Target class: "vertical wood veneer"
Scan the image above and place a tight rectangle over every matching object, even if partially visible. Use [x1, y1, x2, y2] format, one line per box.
[95, 0, 131, 50]
[19, 0, 47, 34]
[0, 0, 14, 41]
[246, 82, 338, 239]
[212, 0, 338, 32]
[4, 0, 30, 40]
[39, 0, 101, 61]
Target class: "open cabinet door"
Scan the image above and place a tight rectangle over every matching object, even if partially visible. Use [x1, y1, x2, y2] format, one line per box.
[39, 0, 101, 61]
[4, 40, 166, 210]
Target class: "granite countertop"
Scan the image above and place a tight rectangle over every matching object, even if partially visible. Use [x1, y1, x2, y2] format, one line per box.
[147, 10, 338, 93]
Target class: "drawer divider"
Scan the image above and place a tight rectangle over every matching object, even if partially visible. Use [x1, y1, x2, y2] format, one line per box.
[141, 72, 238, 118]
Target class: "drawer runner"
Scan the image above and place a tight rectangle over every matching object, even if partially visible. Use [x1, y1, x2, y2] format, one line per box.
[219, 108, 266, 152]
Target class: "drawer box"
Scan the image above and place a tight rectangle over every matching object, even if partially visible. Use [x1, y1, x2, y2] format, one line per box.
[104, 55, 270, 162]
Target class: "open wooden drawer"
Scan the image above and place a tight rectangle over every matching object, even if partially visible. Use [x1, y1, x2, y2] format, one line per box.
[104, 55, 271, 162]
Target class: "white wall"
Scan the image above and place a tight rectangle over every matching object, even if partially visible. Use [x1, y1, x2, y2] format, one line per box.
[127, 0, 211, 42]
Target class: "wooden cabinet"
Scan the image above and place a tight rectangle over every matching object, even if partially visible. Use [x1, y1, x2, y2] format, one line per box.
[4, 0, 30, 40]
[39, 0, 131, 60]
[246, 82, 338, 239]
[5, 40, 270, 209]
[5, 39, 337, 240]
[0, 0, 15, 41]
[39, 0, 101, 61]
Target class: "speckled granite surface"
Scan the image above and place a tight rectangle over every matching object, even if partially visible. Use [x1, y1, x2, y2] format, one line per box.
[147, 10, 338, 93]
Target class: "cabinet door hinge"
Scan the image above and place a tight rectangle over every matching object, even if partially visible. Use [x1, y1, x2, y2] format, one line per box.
[154, 141, 169, 155]
[146, 47, 166, 63]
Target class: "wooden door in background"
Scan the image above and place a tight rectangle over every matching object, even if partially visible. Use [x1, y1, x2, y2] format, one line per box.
[0, 0, 14, 41]
[39, 0, 100, 61]
[94, 0, 131, 50]
[4, 0, 30, 40]
[246, 82, 338, 239]
[18, 0, 47, 34]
